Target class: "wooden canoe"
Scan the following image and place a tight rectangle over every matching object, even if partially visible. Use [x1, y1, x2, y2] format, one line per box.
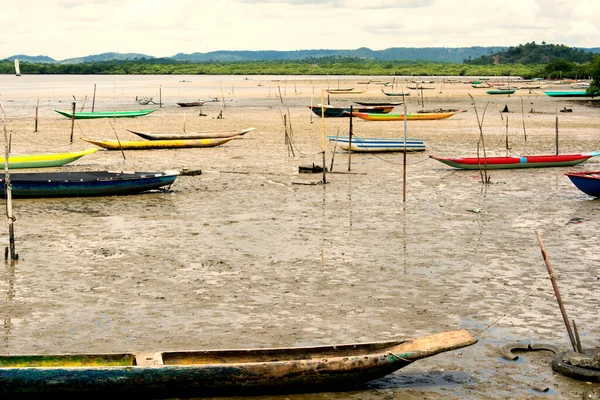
[0, 330, 476, 396]
[429, 153, 599, 170]
[566, 171, 600, 197]
[486, 89, 516, 95]
[0, 170, 178, 198]
[354, 101, 403, 106]
[350, 111, 461, 121]
[0, 148, 98, 169]
[127, 127, 255, 140]
[81, 136, 238, 150]
[327, 136, 426, 152]
[324, 89, 367, 95]
[176, 101, 205, 107]
[54, 109, 157, 119]
[308, 104, 394, 118]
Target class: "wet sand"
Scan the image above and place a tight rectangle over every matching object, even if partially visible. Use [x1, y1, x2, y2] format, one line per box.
[1, 75, 599, 399]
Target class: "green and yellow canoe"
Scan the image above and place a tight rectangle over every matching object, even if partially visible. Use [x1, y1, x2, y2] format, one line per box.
[54, 109, 156, 119]
[350, 111, 462, 121]
[81, 136, 238, 150]
[1, 148, 98, 169]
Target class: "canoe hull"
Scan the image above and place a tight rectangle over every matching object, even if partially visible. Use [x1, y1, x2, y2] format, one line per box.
[0, 330, 476, 395]
[0, 171, 178, 198]
[544, 91, 599, 97]
[0, 148, 98, 169]
[430, 154, 594, 170]
[566, 171, 600, 197]
[351, 112, 459, 121]
[127, 128, 255, 140]
[54, 109, 156, 119]
[309, 105, 393, 118]
[81, 137, 237, 150]
[327, 136, 426, 152]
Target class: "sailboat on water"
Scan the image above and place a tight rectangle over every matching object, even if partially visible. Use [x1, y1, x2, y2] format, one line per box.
[14, 59, 21, 76]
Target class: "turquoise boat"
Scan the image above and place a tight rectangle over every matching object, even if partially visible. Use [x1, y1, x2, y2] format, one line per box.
[544, 91, 599, 98]
[54, 109, 156, 119]
[487, 89, 516, 95]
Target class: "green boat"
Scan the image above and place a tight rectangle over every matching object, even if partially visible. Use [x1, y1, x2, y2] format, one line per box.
[54, 109, 156, 119]
[544, 91, 599, 98]
[487, 89, 516, 95]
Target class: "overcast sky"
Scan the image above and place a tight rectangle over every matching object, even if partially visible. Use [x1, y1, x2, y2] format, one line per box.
[2, 0, 599, 60]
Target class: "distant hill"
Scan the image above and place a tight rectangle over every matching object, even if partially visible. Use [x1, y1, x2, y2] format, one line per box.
[466, 42, 600, 65]
[4, 45, 600, 65]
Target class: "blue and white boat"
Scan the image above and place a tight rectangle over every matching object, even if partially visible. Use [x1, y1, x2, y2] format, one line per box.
[327, 136, 426, 152]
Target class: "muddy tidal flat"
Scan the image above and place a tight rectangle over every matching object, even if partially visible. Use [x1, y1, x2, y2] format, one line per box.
[0, 74, 599, 399]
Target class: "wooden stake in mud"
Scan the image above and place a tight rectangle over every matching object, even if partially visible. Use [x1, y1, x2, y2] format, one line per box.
[521, 97, 527, 141]
[402, 92, 408, 202]
[92, 83, 97, 112]
[555, 110, 559, 155]
[505, 114, 509, 153]
[70, 102, 76, 143]
[159, 85, 162, 108]
[330, 128, 339, 172]
[535, 231, 578, 352]
[347, 106, 353, 172]
[109, 121, 126, 161]
[34, 98, 39, 132]
[1, 104, 17, 260]
[320, 89, 327, 184]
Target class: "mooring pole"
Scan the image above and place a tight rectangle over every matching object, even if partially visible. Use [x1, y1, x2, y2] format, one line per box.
[536, 231, 578, 352]
[70, 102, 75, 143]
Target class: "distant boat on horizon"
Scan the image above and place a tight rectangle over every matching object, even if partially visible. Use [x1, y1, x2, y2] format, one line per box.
[15, 59, 21, 76]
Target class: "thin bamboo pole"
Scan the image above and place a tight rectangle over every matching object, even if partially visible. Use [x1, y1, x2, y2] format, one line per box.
[402, 92, 407, 202]
[320, 89, 326, 184]
[555, 110, 559, 155]
[347, 106, 353, 172]
[535, 231, 578, 352]
[521, 97, 527, 142]
[34, 98, 39, 132]
[70, 102, 75, 143]
[92, 83, 96, 112]
[1, 104, 17, 260]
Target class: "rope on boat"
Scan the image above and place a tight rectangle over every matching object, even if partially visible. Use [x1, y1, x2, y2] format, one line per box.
[473, 273, 554, 338]
[386, 352, 412, 363]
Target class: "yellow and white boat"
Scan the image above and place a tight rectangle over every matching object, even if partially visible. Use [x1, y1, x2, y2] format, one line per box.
[81, 136, 238, 150]
[1, 148, 98, 169]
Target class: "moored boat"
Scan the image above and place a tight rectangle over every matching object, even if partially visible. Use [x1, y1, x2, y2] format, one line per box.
[0, 330, 476, 396]
[565, 171, 600, 197]
[127, 127, 255, 140]
[544, 91, 599, 97]
[54, 109, 157, 119]
[81, 136, 238, 150]
[1, 148, 98, 169]
[324, 89, 367, 95]
[308, 104, 394, 118]
[429, 153, 599, 170]
[176, 101, 205, 107]
[328, 136, 426, 152]
[350, 111, 462, 121]
[486, 89, 516, 95]
[0, 170, 178, 198]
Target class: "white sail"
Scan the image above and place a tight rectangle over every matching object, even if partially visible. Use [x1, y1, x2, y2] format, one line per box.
[15, 59, 21, 76]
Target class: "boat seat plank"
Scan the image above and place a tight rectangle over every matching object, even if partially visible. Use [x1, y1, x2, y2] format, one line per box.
[135, 352, 164, 366]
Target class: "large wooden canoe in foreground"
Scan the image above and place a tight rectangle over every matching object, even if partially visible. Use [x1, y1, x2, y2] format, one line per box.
[81, 136, 238, 150]
[0, 330, 476, 396]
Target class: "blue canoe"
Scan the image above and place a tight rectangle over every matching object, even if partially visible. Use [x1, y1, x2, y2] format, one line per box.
[566, 171, 600, 197]
[327, 136, 426, 152]
[0, 170, 178, 198]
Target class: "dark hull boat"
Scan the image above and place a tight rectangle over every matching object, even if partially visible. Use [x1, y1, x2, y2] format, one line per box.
[0, 170, 178, 198]
[0, 330, 476, 396]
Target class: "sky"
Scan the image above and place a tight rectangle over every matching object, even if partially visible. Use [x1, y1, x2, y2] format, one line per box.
[2, 0, 599, 61]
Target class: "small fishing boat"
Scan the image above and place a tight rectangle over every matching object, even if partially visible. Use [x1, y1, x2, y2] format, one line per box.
[1, 148, 98, 169]
[176, 101, 205, 107]
[0, 330, 476, 396]
[565, 171, 600, 197]
[308, 104, 394, 118]
[350, 111, 461, 121]
[354, 101, 403, 106]
[324, 88, 367, 95]
[81, 136, 238, 150]
[54, 109, 156, 119]
[127, 127, 255, 140]
[327, 136, 426, 152]
[429, 152, 599, 170]
[0, 170, 178, 198]
[382, 89, 410, 97]
[544, 91, 599, 98]
[486, 89, 516, 95]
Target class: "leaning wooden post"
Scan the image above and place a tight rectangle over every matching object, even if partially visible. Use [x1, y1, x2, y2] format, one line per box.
[521, 97, 527, 142]
[70, 102, 76, 143]
[34, 98, 39, 132]
[535, 231, 578, 352]
[159, 85, 162, 108]
[92, 83, 97, 112]
[402, 92, 408, 202]
[1, 104, 17, 260]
